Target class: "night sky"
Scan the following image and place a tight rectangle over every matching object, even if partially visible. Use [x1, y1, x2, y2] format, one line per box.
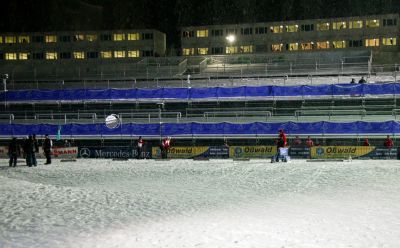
[0, 0, 398, 49]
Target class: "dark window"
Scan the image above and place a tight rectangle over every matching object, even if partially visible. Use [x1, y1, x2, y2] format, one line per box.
[349, 40, 363, 47]
[142, 33, 153, 40]
[59, 36, 71, 42]
[383, 18, 397, 26]
[32, 52, 44, 59]
[241, 27, 253, 35]
[100, 34, 112, 41]
[60, 52, 71, 59]
[211, 47, 223, 54]
[32, 36, 44, 43]
[182, 31, 195, 38]
[0, 53, 3, 60]
[142, 50, 154, 57]
[255, 27, 268, 34]
[211, 29, 223, 36]
[301, 24, 314, 31]
[86, 51, 98, 59]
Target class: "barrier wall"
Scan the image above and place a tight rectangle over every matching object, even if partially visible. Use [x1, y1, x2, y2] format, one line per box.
[1, 121, 400, 137]
[2, 82, 399, 102]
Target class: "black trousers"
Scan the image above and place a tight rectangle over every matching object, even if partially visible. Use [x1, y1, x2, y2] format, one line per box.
[9, 154, 17, 167]
[45, 150, 51, 164]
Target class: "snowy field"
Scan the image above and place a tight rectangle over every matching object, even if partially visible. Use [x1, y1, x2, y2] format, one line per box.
[1, 158, 400, 248]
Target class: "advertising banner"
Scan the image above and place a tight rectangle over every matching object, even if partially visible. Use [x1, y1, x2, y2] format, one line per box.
[311, 146, 376, 159]
[229, 146, 277, 158]
[152, 146, 209, 159]
[289, 147, 311, 158]
[78, 146, 152, 159]
[51, 147, 78, 159]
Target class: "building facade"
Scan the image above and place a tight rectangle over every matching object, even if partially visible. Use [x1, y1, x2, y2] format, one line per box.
[180, 14, 399, 62]
[0, 29, 166, 80]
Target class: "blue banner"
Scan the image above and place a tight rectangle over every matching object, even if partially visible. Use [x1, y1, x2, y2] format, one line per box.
[1, 121, 400, 137]
[3, 82, 400, 102]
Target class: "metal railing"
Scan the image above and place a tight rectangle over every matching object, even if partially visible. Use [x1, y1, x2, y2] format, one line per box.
[203, 110, 272, 122]
[295, 109, 367, 120]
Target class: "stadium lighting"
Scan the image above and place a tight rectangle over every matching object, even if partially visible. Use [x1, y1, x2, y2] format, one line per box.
[226, 35, 236, 43]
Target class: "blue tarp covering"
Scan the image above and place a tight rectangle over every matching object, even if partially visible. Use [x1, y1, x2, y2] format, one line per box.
[1, 121, 399, 137]
[1, 82, 398, 102]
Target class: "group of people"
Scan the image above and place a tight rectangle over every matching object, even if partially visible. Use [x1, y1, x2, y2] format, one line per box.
[350, 76, 367, 84]
[281, 131, 395, 149]
[8, 134, 52, 167]
[135, 136, 172, 159]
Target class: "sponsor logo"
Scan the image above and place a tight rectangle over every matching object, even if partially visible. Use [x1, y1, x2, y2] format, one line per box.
[79, 148, 91, 158]
[316, 147, 324, 156]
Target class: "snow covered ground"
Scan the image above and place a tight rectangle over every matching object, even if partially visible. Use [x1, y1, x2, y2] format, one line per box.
[1, 158, 400, 248]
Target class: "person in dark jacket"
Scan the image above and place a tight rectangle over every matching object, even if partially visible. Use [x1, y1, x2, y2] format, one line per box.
[32, 134, 39, 166]
[8, 137, 19, 167]
[43, 134, 52, 164]
[23, 135, 34, 167]
[136, 136, 144, 159]
[160, 137, 171, 159]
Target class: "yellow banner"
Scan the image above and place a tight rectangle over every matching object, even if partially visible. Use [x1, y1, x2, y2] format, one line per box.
[229, 146, 277, 158]
[310, 146, 376, 159]
[152, 146, 209, 159]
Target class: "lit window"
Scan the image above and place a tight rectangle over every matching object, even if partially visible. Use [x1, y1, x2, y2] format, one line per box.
[19, 53, 29, 60]
[286, 25, 299, 32]
[317, 41, 330, 49]
[18, 36, 30, 43]
[316, 23, 330, 31]
[74, 35, 85, 41]
[332, 41, 346, 48]
[5, 36, 16, 43]
[127, 50, 140, 57]
[46, 52, 58, 59]
[349, 20, 363, 29]
[73, 52, 85, 59]
[270, 25, 283, 33]
[366, 19, 380, 28]
[332, 21, 347, 30]
[271, 44, 283, 52]
[182, 48, 195, 56]
[45, 35, 57, 43]
[197, 48, 208, 55]
[114, 51, 126, 58]
[0, 37, 2, 43]
[5, 53, 17, 60]
[383, 38, 396, 46]
[127, 33, 140, 40]
[226, 46, 238, 54]
[86, 35, 97, 42]
[365, 38, 379, 47]
[240, 45, 253, 53]
[288, 43, 298, 51]
[300, 42, 313, 50]
[196, 30, 208, 38]
[100, 51, 112, 59]
[113, 34, 125, 41]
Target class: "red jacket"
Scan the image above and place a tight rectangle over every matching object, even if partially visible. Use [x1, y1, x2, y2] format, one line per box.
[162, 138, 171, 149]
[384, 138, 394, 149]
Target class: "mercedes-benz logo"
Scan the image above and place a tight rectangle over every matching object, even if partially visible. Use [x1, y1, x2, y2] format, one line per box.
[80, 148, 91, 158]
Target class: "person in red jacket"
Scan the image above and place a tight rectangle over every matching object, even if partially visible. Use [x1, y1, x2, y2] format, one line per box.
[278, 129, 287, 148]
[384, 135, 394, 149]
[363, 138, 370, 146]
[136, 136, 145, 159]
[305, 136, 314, 148]
[161, 137, 171, 159]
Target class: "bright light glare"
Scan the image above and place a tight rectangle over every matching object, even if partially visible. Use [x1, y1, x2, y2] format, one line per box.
[226, 35, 236, 43]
